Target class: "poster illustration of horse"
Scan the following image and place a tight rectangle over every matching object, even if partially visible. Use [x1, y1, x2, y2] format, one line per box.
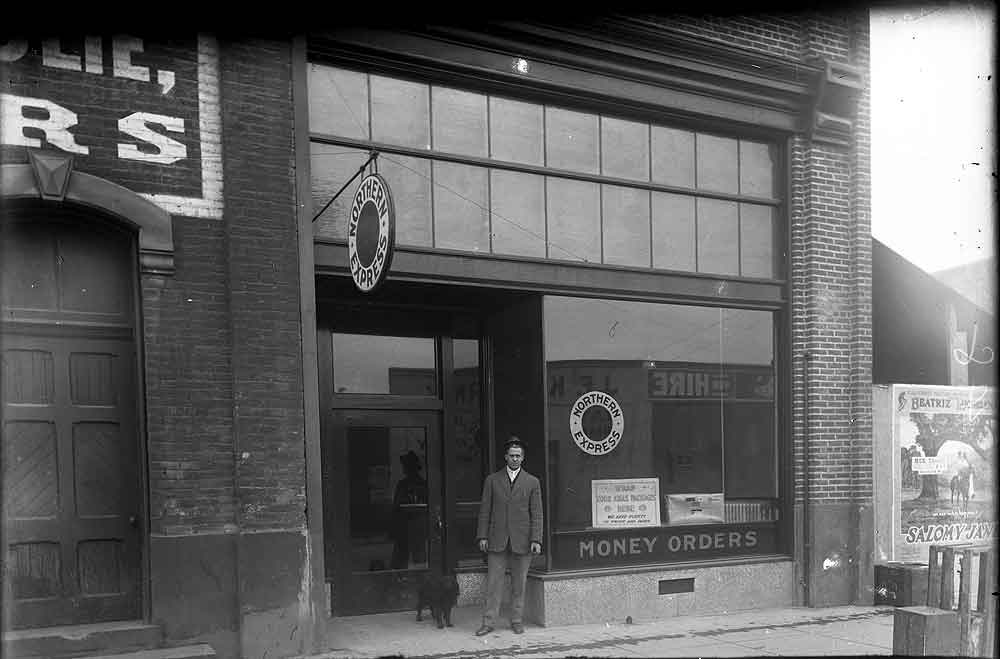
[889, 385, 996, 562]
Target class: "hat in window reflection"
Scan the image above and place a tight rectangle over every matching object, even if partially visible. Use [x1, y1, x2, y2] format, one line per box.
[400, 450, 422, 472]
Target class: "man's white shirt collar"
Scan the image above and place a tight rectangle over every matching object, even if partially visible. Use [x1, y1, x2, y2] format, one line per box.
[507, 467, 520, 482]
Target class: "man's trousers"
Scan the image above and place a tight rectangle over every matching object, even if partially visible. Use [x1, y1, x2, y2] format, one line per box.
[482, 546, 532, 626]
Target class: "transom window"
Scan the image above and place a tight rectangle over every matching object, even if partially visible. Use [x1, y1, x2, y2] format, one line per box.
[308, 63, 784, 279]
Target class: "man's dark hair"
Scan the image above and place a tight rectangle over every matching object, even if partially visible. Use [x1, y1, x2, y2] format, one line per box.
[504, 436, 525, 453]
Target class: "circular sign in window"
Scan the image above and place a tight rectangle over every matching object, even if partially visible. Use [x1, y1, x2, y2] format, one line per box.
[348, 173, 395, 293]
[569, 391, 624, 455]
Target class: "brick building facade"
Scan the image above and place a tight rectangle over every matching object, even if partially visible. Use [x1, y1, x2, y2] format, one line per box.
[2, 13, 871, 659]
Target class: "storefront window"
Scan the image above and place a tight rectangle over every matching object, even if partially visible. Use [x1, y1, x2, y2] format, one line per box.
[332, 333, 437, 395]
[308, 64, 783, 280]
[452, 339, 487, 566]
[544, 296, 778, 568]
[432, 162, 490, 252]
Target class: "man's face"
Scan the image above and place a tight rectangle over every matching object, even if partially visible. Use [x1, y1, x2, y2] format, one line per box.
[505, 446, 524, 470]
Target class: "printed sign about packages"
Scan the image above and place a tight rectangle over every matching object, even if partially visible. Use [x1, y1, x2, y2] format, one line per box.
[592, 478, 661, 528]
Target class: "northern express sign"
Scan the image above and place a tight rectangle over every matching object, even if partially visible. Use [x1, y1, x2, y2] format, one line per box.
[1, 35, 221, 218]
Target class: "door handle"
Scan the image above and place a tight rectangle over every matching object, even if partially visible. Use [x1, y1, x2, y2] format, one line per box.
[129, 515, 139, 528]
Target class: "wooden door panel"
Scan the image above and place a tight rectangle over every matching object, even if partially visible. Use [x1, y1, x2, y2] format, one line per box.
[74, 422, 124, 517]
[3, 420, 60, 520]
[2, 349, 56, 404]
[2, 335, 140, 628]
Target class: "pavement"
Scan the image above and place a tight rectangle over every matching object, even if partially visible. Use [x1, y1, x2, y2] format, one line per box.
[300, 604, 898, 658]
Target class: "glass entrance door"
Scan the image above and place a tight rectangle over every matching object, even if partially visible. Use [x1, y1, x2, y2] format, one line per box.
[327, 409, 443, 615]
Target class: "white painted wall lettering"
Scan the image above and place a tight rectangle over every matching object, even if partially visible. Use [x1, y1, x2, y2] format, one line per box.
[42, 39, 82, 71]
[1, 93, 90, 154]
[113, 36, 150, 82]
[0, 40, 29, 62]
[117, 112, 187, 164]
[85, 36, 103, 74]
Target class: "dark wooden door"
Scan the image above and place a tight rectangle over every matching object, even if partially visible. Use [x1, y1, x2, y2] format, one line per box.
[326, 409, 443, 616]
[2, 333, 141, 628]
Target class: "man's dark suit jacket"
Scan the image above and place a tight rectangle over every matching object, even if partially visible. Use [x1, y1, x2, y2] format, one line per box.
[476, 468, 543, 554]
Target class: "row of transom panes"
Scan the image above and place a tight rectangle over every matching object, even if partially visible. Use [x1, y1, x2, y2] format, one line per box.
[306, 63, 785, 281]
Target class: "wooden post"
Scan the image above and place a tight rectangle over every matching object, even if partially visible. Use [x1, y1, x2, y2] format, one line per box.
[940, 547, 956, 609]
[928, 546, 943, 607]
[957, 549, 973, 653]
[977, 550, 996, 658]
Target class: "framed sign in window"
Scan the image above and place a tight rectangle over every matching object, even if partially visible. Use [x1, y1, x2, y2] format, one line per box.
[592, 478, 660, 528]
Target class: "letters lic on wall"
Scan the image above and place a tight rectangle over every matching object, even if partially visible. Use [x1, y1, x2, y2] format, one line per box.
[0, 35, 222, 218]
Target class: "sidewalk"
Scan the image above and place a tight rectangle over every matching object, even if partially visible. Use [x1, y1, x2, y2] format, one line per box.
[300, 604, 896, 658]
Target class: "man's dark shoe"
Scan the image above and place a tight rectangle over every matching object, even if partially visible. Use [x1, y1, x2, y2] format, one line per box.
[511, 622, 524, 634]
[475, 625, 494, 636]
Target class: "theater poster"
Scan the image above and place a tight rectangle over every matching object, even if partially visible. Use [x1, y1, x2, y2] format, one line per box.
[883, 385, 996, 562]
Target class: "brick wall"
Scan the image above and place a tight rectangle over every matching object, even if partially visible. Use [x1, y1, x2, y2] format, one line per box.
[142, 36, 305, 536]
[788, 10, 872, 505]
[219, 38, 306, 532]
[143, 218, 237, 535]
[643, 13, 805, 60]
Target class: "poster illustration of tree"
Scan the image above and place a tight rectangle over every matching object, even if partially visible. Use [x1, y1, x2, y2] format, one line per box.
[892, 385, 996, 562]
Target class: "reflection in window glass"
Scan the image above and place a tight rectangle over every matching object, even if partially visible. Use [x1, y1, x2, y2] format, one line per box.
[651, 126, 695, 188]
[546, 178, 601, 262]
[696, 133, 738, 194]
[349, 425, 429, 572]
[740, 204, 775, 278]
[601, 185, 650, 267]
[490, 170, 546, 258]
[489, 97, 544, 165]
[696, 198, 739, 276]
[651, 192, 696, 272]
[543, 296, 776, 544]
[601, 117, 649, 181]
[739, 141, 777, 198]
[308, 64, 369, 139]
[311, 144, 370, 241]
[545, 108, 599, 174]
[433, 162, 490, 252]
[370, 75, 430, 149]
[432, 87, 488, 157]
[452, 339, 484, 502]
[378, 155, 433, 247]
[333, 334, 437, 395]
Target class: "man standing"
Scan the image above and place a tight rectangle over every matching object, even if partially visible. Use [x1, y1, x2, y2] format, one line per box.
[475, 437, 543, 636]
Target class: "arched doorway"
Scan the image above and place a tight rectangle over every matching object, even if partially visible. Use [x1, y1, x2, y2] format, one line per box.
[2, 205, 143, 628]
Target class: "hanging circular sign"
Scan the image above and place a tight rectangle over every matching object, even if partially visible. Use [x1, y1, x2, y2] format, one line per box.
[348, 173, 395, 293]
[569, 391, 624, 455]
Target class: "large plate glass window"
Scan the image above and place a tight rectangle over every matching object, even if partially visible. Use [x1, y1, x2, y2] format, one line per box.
[543, 296, 778, 569]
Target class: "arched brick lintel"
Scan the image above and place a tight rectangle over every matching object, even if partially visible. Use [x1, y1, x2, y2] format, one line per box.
[2, 163, 175, 276]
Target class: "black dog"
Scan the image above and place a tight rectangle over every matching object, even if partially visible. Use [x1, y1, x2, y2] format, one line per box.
[415, 572, 460, 629]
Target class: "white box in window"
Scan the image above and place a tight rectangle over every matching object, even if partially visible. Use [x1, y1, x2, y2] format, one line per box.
[665, 493, 725, 525]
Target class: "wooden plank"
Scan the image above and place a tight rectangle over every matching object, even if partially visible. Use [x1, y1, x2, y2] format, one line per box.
[957, 548, 973, 653]
[978, 550, 996, 658]
[927, 546, 942, 609]
[940, 547, 956, 610]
